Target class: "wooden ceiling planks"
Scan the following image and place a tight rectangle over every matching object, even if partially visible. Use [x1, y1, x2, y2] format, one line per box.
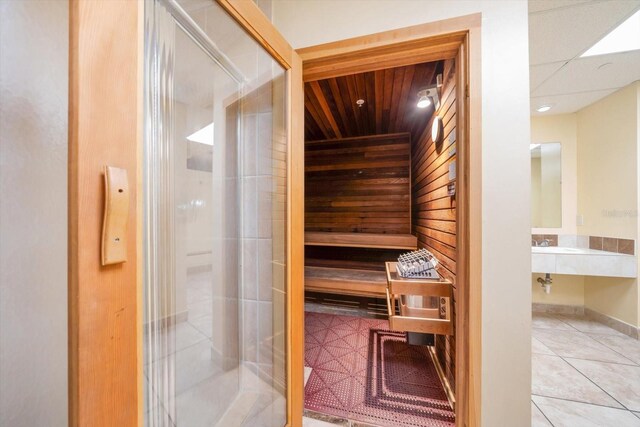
[304, 61, 442, 142]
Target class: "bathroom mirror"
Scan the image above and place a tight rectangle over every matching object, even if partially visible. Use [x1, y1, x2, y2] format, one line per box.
[531, 142, 562, 228]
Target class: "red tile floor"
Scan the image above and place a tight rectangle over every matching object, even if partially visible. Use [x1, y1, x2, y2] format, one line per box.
[304, 311, 455, 427]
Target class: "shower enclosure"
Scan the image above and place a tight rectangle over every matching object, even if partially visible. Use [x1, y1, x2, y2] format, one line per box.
[143, 0, 288, 425]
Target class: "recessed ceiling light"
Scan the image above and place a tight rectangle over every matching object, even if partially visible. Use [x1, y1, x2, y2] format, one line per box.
[581, 10, 640, 57]
[536, 105, 552, 113]
[187, 122, 214, 146]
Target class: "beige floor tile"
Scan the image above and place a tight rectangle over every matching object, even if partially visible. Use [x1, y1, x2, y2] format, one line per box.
[188, 314, 213, 338]
[303, 417, 343, 427]
[533, 396, 640, 427]
[173, 369, 240, 427]
[532, 354, 622, 408]
[533, 329, 636, 364]
[587, 333, 640, 365]
[242, 392, 287, 427]
[215, 392, 259, 427]
[532, 313, 575, 331]
[557, 314, 627, 337]
[532, 337, 556, 355]
[567, 358, 640, 412]
[532, 401, 552, 426]
[174, 340, 223, 395]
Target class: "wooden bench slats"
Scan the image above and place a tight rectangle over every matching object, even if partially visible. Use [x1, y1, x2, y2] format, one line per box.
[305, 231, 418, 250]
[305, 266, 388, 298]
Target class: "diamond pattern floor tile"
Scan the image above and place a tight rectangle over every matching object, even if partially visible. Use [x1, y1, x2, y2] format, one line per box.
[304, 311, 455, 427]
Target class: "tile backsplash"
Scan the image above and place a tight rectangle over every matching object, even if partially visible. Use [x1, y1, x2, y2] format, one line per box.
[532, 234, 635, 255]
[532, 234, 558, 247]
[588, 236, 635, 255]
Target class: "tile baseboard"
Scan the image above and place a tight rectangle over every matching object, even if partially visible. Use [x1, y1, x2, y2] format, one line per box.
[532, 303, 584, 316]
[144, 309, 189, 329]
[584, 308, 639, 340]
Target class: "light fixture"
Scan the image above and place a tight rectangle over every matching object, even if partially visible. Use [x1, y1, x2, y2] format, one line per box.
[581, 9, 640, 57]
[417, 90, 431, 109]
[431, 115, 443, 144]
[536, 104, 552, 113]
[356, 99, 365, 108]
[187, 122, 214, 146]
[416, 86, 440, 110]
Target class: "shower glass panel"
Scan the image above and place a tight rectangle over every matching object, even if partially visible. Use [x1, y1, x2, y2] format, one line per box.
[144, 1, 287, 425]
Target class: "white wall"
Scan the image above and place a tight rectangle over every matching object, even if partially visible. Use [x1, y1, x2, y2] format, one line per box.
[0, 1, 68, 425]
[272, 1, 532, 425]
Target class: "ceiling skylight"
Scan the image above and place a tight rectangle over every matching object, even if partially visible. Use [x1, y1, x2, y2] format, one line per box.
[186, 122, 214, 146]
[581, 10, 640, 57]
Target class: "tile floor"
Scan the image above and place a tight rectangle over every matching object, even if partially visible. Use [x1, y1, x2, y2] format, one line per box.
[532, 312, 640, 426]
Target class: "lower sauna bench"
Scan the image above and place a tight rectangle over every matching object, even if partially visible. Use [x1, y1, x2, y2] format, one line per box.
[304, 266, 388, 298]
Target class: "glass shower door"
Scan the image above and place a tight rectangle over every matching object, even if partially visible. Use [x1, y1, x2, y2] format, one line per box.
[144, 1, 287, 425]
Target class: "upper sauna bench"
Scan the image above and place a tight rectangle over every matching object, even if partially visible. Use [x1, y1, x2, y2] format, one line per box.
[305, 231, 418, 250]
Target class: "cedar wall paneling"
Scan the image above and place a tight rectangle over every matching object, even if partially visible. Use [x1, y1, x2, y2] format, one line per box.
[411, 58, 457, 390]
[305, 133, 411, 234]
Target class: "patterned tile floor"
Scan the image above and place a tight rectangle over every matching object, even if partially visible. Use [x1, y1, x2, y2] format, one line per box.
[304, 311, 455, 427]
[532, 312, 640, 426]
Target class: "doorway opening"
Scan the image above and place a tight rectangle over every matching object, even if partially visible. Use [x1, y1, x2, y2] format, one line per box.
[297, 23, 474, 427]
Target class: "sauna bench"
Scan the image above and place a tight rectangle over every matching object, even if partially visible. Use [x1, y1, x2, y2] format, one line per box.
[305, 266, 388, 298]
[305, 231, 418, 250]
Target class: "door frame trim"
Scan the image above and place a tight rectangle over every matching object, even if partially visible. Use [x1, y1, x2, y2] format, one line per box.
[296, 14, 482, 427]
[68, 1, 143, 424]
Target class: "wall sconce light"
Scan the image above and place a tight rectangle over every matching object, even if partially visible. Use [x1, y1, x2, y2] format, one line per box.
[416, 86, 440, 110]
[431, 115, 443, 144]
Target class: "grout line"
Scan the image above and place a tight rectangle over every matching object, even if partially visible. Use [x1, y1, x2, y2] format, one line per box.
[581, 334, 640, 367]
[560, 355, 630, 411]
[537, 315, 638, 366]
[557, 354, 638, 367]
[532, 399, 555, 427]
[532, 393, 627, 411]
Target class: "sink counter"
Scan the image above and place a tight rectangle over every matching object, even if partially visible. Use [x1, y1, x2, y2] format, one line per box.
[532, 246, 637, 278]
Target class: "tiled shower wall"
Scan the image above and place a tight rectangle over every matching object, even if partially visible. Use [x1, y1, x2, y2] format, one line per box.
[239, 77, 287, 393]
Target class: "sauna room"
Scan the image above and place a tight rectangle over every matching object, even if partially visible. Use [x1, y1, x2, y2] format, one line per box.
[302, 57, 462, 427]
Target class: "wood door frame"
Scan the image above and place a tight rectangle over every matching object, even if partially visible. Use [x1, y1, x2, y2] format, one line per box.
[68, 0, 143, 425]
[69, 0, 304, 426]
[297, 14, 482, 427]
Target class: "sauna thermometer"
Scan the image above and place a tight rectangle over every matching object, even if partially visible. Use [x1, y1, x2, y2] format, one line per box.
[396, 248, 440, 279]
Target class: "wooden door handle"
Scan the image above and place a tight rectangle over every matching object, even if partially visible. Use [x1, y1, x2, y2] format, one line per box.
[101, 166, 129, 265]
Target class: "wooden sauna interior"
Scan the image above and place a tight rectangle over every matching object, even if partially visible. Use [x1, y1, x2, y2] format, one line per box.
[304, 57, 460, 392]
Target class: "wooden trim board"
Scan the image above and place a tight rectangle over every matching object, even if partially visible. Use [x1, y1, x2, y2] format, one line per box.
[298, 14, 481, 427]
[287, 51, 306, 427]
[68, 0, 142, 424]
[216, 0, 294, 68]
